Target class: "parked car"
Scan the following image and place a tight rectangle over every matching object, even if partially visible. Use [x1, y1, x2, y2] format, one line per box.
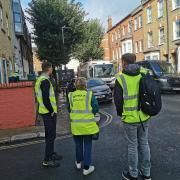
[87, 78, 112, 102]
[136, 60, 180, 92]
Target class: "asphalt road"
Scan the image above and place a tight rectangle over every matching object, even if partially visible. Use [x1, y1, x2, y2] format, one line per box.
[0, 94, 180, 180]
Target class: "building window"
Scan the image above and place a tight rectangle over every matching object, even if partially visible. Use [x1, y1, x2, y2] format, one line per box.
[173, 19, 180, 40]
[134, 17, 138, 31]
[128, 21, 132, 34]
[147, 7, 152, 24]
[159, 27, 165, 44]
[112, 34, 114, 42]
[158, 0, 163, 18]
[135, 42, 138, 53]
[112, 50, 115, 60]
[172, 0, 180, 10]
[122, 26, 125, 36]
[118, 29, 121, 38]
[0, 6, 3, 28]
[139, 15, 143, 28]
[148, 32, 153, 48]
[118, 28, 121, 38]
[139, 40, 143, 52]
[119, 47, 121, 58]
[116, 48, 119, 59]
[6, 16, 9, 36]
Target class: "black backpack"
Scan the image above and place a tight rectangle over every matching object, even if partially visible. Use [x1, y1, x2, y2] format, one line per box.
[139, 73, 162, 116]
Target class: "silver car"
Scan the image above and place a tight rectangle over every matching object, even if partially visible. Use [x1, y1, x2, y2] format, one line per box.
[87, 78, 112, 102]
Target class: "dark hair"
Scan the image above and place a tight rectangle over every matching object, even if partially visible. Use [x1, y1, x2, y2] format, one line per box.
[42, 62, 52, 72]
[122, 53, 136, 65]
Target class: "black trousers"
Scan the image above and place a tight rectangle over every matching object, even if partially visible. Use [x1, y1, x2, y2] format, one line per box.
[42, 113, 57, 161]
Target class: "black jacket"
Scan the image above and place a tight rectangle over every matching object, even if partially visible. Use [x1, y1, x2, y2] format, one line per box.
[40, 79, 54, 114]
[114, 64, 140, 117]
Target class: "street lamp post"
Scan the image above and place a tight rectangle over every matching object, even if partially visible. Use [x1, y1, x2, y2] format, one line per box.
[61, 26, 71, 71]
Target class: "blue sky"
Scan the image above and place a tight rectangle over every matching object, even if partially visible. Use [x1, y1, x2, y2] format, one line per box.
[21, 0, 140, 30]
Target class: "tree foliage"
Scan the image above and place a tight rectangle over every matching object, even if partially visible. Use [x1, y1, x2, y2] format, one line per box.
[27, 0, 87, 65]
[73, 19, 104, 62]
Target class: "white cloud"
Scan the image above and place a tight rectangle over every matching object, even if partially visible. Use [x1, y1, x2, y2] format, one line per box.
[83, 0, 140, 30]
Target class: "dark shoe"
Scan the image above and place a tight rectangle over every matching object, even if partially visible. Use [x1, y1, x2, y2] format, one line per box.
[139, 171, 151, 180]
[51, 152, 63, 161]
[122, 171, 138, 180]
[42, 160, 60, 168]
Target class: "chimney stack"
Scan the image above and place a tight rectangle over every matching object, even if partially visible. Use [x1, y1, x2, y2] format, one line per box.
[108, 16, 112, 30]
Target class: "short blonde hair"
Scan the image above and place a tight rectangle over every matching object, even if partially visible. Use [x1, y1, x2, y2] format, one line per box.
[75, 77, 87, 90]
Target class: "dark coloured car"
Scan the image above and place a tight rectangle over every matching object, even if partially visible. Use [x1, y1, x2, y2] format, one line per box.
[87, 78, 112, 102]
[136, 60, 180, 92]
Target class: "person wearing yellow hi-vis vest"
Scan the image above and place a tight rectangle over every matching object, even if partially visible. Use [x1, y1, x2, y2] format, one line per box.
[35, 62, 62, 168]
[114, 54, 151, 180]
[68, 77, 99, 176]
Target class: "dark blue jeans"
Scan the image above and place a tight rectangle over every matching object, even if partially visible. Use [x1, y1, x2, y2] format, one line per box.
[73, 135, 92, 168]
[42, 114, 57, 161]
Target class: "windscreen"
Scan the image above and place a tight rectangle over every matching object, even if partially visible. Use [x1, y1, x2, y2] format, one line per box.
[151, 61, 176, 76]
[87, 79, 105, 88]
[94, 64, 115, 78]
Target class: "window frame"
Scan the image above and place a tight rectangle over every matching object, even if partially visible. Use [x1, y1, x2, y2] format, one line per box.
[159, 27, 165, 45]
[173, 19, 180, 40]
[139, 15, 143, 28]
[157, 0, 164, 18]
[172, 0, 180, 10]
[0, 5, 3, 28]
[148, 31, 153, 48]
[134, 17, 138, 31]
[147, 6, 152, 24]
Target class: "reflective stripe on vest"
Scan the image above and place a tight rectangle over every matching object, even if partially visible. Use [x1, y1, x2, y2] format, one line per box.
[70, 91, 92, 114]
[71, 119, 96, 123]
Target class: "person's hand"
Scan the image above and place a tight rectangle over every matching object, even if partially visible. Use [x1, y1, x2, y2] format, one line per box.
[51, 112, 55, 117]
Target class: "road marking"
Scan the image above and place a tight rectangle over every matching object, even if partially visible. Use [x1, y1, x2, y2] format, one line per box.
[0, 111, 113, 151]
[99, 110, 113, 128]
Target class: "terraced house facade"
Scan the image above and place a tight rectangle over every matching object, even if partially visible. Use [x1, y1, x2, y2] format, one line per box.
[0, 0, 14, 83]
[0, 0, 33, 84]
[104, 0, 180, 72]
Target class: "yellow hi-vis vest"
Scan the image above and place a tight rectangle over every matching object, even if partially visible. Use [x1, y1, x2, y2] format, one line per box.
[116, 72, 150, 123]
[68, 90, 99, 135]
[35, 75, 57, 114]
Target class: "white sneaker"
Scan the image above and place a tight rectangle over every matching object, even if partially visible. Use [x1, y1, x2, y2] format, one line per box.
[75, 161, 81, 169]
[83, 166, 95, 175]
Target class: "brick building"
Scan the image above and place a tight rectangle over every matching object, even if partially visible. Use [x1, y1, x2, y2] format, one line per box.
[132, 5, 144, 61]
[142, 0, 168, 60]
[104, 0, 180, 71]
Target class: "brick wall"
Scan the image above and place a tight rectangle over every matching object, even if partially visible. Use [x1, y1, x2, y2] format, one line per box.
[0, 82, 36, 129]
